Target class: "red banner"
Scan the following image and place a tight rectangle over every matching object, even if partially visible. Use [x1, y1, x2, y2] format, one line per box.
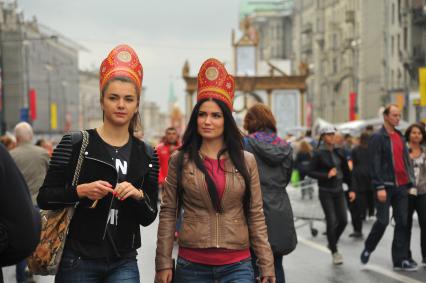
[29, 89, 37, 121]
[349, 92, 357, 121]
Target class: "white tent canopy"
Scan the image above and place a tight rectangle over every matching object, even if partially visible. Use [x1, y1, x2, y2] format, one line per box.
[313, 117, 410, 137]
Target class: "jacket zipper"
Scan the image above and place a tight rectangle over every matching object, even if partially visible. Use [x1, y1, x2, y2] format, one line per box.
[138, 176, 156, 214]
[200, 172, 220, 247]
[219, 170, 231, 211]
[85, 156, 118, 240]
[47, 201, 78, 205]
[216, 212, 220, 248]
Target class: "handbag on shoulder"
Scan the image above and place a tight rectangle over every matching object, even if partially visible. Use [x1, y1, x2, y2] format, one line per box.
[27, 130, 89, 275]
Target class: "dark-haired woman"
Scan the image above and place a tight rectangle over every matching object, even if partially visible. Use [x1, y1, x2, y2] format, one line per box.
[308, 126, 355, 265]
[155, 59, 275, 283]
[405, 123, 426, 267]
[37, 45, 159, 282]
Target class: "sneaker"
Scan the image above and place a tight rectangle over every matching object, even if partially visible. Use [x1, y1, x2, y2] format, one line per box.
[408, 258, 418, 268]
[360, 249, 370, 264]
[332, 252, 344, 265]
[349, 231, 363, 238]
[393, 260, 418, 271]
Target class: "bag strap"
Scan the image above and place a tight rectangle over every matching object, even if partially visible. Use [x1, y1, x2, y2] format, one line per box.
[71, 130, 89, 187]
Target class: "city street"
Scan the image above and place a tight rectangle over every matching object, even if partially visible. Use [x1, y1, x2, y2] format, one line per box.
[2, 205, 426, 283]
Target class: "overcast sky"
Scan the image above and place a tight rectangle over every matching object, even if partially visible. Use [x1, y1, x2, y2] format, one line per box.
[17, 0, 243, 110]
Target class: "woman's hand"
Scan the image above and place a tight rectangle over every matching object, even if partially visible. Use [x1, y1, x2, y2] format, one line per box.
[155, 269, 173, 283]
[76, 181, 113, 200]
[114, 181, 144, 201]
[328, 168, 337, 178]
[377, 190, 387, 203]
[348, 191, 356, 202]
[261, 276, 276, 283]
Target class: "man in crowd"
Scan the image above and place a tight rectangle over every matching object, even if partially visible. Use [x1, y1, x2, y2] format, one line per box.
[360, 104, 417, 271]
[10, 122, 49, 282]
[156, 127, 180, 194]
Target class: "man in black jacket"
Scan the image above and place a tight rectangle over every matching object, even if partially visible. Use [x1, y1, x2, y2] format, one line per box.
[0, 144, 41, 282]
[360, 104, 416, 271]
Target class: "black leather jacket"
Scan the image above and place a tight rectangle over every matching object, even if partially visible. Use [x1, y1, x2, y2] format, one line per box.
[308, 146, 352, 192]
[369, 126, 414, 190]
[37, 129, 159, 253]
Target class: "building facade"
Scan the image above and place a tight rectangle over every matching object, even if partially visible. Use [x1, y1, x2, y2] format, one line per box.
[0, 1, 79, 135]
[79, 70, 101, 129]
[141, 101, 168, 145]
[240, 0, 294, 64]
[292, 0, 426, 124]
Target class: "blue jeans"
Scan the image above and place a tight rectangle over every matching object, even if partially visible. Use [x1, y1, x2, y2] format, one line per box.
[55, 249, 140, 283]
[364, 186, 409, 265]
[175, 257, 254, 283]
[15, 259, 27, 282]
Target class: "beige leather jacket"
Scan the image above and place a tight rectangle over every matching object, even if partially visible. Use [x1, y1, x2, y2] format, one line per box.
[155, 151, 274, 277]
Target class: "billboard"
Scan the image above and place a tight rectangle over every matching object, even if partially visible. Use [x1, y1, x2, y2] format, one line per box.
[272, 90, 301, 136]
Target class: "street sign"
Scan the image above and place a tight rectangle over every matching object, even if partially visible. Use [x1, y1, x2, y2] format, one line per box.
[19, 107, 29, 122]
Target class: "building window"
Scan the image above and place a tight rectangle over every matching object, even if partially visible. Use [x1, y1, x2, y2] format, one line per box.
[391, 35, 394, 56]
[403, 27, 407, 50]
[397, 34, 400, 55]
[333, 58, 338, 74]
[398, 0, 401, 23]
[333, 34, 337, 49]
[392, 3, 395, 25]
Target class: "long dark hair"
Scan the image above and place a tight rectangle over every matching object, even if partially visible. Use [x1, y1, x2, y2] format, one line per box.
[101, 76, 141, 134]
[405, 123, 426, 144]
[177, 98, 251, 216]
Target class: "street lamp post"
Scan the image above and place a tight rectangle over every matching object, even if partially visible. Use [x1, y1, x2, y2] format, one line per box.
[61, 80, 69, 132]
[0, 26, 5, 135]
[45, 64, 53, 137]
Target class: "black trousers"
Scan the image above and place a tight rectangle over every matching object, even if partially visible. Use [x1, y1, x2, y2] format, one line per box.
[364, 186, 409, 265]
[366, 190, 375, 217]
[347, 191, 370, 233]
[319, 189, 348, 253]
[407, 193, 426, 260]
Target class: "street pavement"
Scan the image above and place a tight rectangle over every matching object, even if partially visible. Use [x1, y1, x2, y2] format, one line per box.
[3, 206, 426, 282]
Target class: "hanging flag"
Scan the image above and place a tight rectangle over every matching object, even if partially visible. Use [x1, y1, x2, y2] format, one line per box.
[349, 92, 357, 121]
[420, 67, 426, 106]
[51, 103, 57, 130]
[29, 89, 37, 121]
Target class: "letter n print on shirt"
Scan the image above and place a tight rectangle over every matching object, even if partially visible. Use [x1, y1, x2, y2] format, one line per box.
[115, 159, 128, 175]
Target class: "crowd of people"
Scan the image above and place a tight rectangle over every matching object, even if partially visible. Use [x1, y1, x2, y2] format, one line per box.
[0, 43, 425, 283]
[291, 104, 426, 271]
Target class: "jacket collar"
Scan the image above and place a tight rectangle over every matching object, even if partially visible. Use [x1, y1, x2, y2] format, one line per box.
[380, 125, 402, 137]
[87, 129, 150, 184]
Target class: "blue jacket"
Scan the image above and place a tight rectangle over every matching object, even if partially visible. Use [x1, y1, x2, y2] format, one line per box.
[369, 126, 415, 190]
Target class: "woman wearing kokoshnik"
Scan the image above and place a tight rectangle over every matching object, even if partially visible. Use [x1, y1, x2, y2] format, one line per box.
[155, 58, 275, 283]
[37, 44, 159, 282]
